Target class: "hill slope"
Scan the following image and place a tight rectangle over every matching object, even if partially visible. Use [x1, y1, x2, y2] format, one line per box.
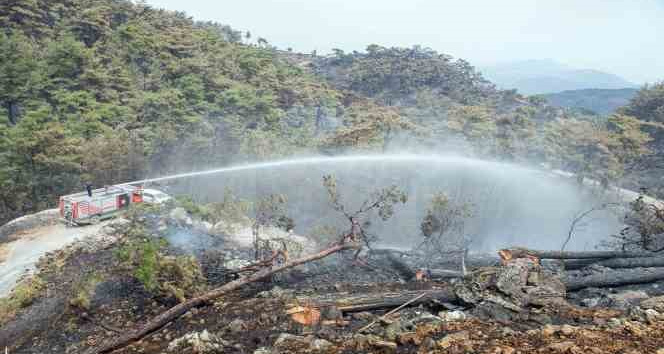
[540, 88, 639, 115]
[0, 0, 657, 224]
[481, 59, 636, 94]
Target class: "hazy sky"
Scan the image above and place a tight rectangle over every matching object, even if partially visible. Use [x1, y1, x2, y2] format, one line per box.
[146, 0, 663, 84]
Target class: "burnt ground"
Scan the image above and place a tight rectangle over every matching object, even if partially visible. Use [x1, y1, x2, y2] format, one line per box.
[3, 220, 664, 353]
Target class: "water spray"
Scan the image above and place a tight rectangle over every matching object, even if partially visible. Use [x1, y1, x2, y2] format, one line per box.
[125, 153, 530, 186]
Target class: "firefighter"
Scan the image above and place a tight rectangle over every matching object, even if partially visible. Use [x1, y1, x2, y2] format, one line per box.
[349, 217, 361, 242]
[85, 183, 93, 197]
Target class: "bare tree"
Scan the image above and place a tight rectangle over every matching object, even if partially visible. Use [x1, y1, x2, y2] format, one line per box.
[562, 203, 619, 253]
[560, 202, 619, 271]
[322, 174, 407, 260]
[607, 192, 664, 252]
[419, 192, 473, 273]
[250, 194, 292, 260]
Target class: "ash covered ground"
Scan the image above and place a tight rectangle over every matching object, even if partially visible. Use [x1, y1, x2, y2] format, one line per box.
[2, 204, 664, 354]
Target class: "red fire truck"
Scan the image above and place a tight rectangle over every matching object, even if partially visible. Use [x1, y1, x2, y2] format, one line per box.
[59, 184, 144, 225]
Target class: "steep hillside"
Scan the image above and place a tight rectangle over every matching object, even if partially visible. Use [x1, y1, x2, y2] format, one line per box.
[615, 83, 664, 195]
[308, 48, 651, 186]
[540, 88, 638, 115]
[311, 45, 499, 106]
[0, 0, 353, 222]
[0, 0, 656, 224]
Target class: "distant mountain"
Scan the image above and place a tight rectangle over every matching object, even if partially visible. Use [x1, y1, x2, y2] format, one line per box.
[480, 59, 637, 95]
[539, 88, 639, 115]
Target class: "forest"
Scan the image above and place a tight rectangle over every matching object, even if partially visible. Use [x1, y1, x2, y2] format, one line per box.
[0, 0, 662, 225]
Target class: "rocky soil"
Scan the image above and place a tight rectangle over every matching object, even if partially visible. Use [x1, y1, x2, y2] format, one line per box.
[2, 208, 664, 354]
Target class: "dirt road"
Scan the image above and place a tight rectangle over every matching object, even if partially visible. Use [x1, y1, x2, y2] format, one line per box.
[0, 222, 108, 297]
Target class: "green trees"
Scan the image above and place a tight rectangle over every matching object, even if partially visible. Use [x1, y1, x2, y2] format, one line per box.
[494, 107, 537, 159]
[536, 114, 652, 185]
[619, 82, 664, 123]
[607, 114, 652, 165]
[0, 33, 41, 125]
[0, 0, 347, 223]
[320, 44, 492, 106]
[446, 105, 497, 151]
[544, 119, 613, 181]
[0, 0, 659, 225]
[0, 0, 51, 38]
[324, 102, 417, 152]
[1, 111, 82, 216]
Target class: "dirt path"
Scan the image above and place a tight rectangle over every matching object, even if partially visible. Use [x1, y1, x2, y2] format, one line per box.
[0, 222, 109, 297]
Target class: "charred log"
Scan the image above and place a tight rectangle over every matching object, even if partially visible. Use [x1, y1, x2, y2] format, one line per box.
[429, 269, 464, 279]
[501, 248, 659, 260]
[382, 252, 416, 280]
[310, 289, 459, 313]
[565, 257, 664, 270]
[564, 267, 664, 291]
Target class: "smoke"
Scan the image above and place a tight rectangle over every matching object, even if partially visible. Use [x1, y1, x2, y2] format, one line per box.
[164, 227, 224, 255]
[146, 153, 628, 252]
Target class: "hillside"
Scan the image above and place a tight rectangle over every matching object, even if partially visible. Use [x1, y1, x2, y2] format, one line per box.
[0, 0, 352, 222]
[540, 88, 638, 115]
[0, 0, 658, 225]
[481, 59, 637, 94]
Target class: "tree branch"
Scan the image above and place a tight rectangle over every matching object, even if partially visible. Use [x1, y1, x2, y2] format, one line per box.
[560, 203, 619, 270]
[87, 242, 361, 354]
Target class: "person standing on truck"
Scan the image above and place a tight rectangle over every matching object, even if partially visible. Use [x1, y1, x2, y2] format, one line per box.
[86, 183, 93, 197]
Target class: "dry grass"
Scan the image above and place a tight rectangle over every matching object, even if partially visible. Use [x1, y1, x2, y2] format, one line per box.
[0, 275, 45, 326]
[69, 273, 103, 310]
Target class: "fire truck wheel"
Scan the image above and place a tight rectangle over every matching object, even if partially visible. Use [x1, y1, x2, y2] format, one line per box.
[90, 215, 101, 225]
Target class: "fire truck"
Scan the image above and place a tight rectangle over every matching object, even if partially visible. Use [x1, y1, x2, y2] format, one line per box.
[59, 184, 144, 225]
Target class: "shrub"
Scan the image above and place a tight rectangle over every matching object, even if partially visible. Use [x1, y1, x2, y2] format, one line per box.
[69, 272, 103, 310]
[115, 237, 206, 302]
[175, 196, 214, 221]
[0, 275, 45, 325]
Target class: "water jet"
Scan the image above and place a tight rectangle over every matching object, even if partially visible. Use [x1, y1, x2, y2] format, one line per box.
[129, 154, 631, 252]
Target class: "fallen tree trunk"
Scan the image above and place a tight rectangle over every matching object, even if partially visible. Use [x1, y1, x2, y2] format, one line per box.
[88, 242, 360, 354]
[501, 248, 659, 260]
[310, 288, 459, 313]
[382, 251, 416, 280]
[565, 257, 664, 270]
[385, 257, 463, 280]
[428, 257, 500, 270]
[429, 269, 464, 279]
[371, 249, 480, 280]
[369, 248, 420, 257]
[564, 267, 664, 291]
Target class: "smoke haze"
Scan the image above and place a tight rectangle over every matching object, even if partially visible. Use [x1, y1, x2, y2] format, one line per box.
[153, 153, 626, 252]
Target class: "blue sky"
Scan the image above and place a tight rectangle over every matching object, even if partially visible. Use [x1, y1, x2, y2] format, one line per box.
[146, 0, 664, 84]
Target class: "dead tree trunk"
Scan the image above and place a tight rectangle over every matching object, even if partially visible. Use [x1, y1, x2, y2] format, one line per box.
[565, 257, 664, 270]
[310, 289, 458, 313]
[383, 252, 416, 280]
[88, 242, 360, 354]
[375, 251, 463, 280]
[501, 248, 659, 260]
[564, 268, 664, 291]
[430, 269, 464, 279]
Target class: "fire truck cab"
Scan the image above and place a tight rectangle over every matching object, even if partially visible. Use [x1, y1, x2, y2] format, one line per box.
[59, 184, 144, 225]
